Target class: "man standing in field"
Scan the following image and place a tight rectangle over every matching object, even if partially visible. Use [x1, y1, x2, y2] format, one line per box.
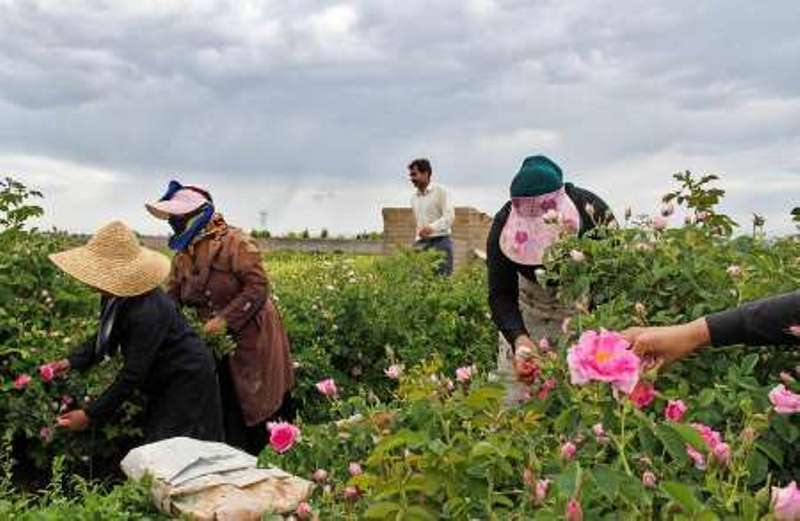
[408, 158, 455, 276]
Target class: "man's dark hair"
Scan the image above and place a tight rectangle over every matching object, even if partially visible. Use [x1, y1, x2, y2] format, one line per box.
[408, 158, 432, 175]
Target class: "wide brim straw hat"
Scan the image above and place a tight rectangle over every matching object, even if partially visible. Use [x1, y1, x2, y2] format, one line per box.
[49, 220, 171, 297]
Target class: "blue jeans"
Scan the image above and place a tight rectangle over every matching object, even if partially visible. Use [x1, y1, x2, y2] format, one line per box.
[415, 235, 454, 276]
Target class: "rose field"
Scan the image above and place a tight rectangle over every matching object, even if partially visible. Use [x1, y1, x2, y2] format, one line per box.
[1, 173, 800, 520]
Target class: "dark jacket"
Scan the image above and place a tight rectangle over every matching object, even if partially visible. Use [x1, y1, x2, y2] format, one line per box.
[69, 289, 223, 442]
[487, 183, 615, 345]
[707, 291, 800, 347]
[167, 216, 295, 426]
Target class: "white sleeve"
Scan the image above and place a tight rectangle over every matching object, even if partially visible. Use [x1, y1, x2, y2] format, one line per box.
[429, 186, 455, 233]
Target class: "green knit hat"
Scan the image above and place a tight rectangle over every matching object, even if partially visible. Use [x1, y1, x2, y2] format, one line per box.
[510, 155, 564, 198]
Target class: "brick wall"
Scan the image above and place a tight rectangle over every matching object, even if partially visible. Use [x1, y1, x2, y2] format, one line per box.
[381, 206, 493, 271]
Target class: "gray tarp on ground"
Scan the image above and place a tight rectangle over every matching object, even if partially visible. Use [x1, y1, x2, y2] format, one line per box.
[121, 437, 313, 520]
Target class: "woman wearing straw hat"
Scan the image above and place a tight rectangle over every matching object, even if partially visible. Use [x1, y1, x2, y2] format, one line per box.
[487, 155, 616, 382]
[47, 221, 223, 442]
[146, 181, 295, 455]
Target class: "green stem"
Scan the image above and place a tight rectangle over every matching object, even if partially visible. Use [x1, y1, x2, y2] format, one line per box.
[616, 402, 633, 476]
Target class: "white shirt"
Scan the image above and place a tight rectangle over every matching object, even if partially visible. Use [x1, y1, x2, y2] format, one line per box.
[410, 182, 455, 239]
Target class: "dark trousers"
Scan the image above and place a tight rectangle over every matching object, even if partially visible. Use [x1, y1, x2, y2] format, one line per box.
[415, 235, 454, 276]
[218, 356, 296, 456]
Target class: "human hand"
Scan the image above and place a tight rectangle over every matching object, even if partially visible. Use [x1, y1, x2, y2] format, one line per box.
[622, 319, 711, 368]
[418, 226, 435, 238]
[513, 335, 540, 383]
[203, 316, 227, 336]
[57, 410, 90, 432]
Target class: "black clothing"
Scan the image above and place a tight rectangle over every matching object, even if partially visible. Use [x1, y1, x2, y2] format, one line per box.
[706, 291, 800, 348]
[69, 289, 223, 442]
[487, 183, 614, 345]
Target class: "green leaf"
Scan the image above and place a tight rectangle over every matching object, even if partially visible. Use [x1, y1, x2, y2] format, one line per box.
[655, 425, 690, 465]
[371, 429, 428, 458]
[402, 505, 438, 521]
[746, 450, 769, 486]
[363, 501, 401, 520]
[696, 510, 720, 521]
[554, 463, 581, 498]
[591, 465, 621, 499]
[463, 385, 505, 410]
[697, 388, 716, 408]
[470, 441, 500, 459]
[740, 353, 759, 374]
[670, 423, 706, 452]
[661, 481, 702, 514]
[756, 440, 785, 466]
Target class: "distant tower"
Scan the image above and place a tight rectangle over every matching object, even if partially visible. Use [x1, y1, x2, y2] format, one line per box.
[259, 210, 268, 230]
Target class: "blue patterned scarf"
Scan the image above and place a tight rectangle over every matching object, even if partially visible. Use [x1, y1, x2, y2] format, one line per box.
[168, 203, 215, 251]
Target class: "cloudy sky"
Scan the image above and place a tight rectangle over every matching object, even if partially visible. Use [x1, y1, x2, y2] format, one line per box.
[3, 0, 799, 236]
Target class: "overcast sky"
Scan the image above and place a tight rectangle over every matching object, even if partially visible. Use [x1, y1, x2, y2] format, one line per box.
[3, 0, 799, 236]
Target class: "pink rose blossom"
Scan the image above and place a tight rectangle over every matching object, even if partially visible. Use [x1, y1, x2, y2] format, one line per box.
[267, 421, 300, 454]
[538, 337, 551, 352]
[692, 423, 723, 449]
[343, 486, 361, 501]
[312, 469, 328, 483]
[384, 364, 403, 380]
[726, 265, 743, 277]
[560, 441, 577, 461]
[567, 329, 640, 394]
[537, 378, 556, 400]
[686, 445, 706, 470]
[534, 479, 550, 505]
[14, 374, 31, 390]
[348, 462, 363, 476]
[566, 498, 583, 521]
[455, 365, 474, 383]
[629, 381, 656, 409]
[295, 502, 313, 519]
[789, 325, 800, 338]
[570, 250, 586, 263]
[315, 378, 338, 397]
[592, 423, 605, 438]
[769, 385, 800, 415]
[39, 364, 55, 383]
[772, 481, 800, 521]
[665, 399, 688, 422]
[712, 442, 731, 466]
[642, 471, 657, 488]
[652, 215, 668, 231]
[781, 372, 797, 385]
[40, 427, 53, 444]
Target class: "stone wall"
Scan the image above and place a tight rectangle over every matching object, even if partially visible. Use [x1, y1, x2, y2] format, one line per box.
[381, 206, 493, 270]
[137, 235, 384, 255]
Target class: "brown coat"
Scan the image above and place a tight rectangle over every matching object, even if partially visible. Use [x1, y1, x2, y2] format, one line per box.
[167, 218, 294, 426]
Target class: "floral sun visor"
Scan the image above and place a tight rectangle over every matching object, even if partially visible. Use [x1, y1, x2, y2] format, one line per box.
[499, 187, 581, 266]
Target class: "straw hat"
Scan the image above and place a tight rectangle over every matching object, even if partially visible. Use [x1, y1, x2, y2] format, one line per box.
[49, 221, 171, 297]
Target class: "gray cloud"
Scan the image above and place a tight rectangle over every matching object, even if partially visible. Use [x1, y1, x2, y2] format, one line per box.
[1, 0, 799, 234]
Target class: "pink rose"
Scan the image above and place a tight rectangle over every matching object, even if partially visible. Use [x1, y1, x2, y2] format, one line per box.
[665, 399, 688, 422]
[726, 265, 742, 277]
[295, 502, 313, 520]
[384, 364, 403, 380]
[455, 365, 474, 383]
[712, 442, 731, 466]
[537, 378, 556, 400]
[567, 329, 640, 394]
[343, 486, 361, 501]
[692, 422, 723, 449]
[642, 471, 657, 488]
[769, 385, 800, 415]
[538, 337, 551, 352]
[773, 481, 800, 521]
[566, 498, 583, 521]
[686, 445, 706, 470]
[570, 250, 585, 263]
[628, 381, 655, 409]
[560, 441, 577, 461]
[40, 427, 53, 444]
[267, 421, 300, 454]
[39, 364, 55, 383]
[534, 479, 550, 505]
[14, 374, 31, 390]
[652, 215, 668, 231]
[312, 469, 328, 483]
[789, 325, 800, 338]
[315, 378, 338, 397]
[348, 462, 363, 476]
